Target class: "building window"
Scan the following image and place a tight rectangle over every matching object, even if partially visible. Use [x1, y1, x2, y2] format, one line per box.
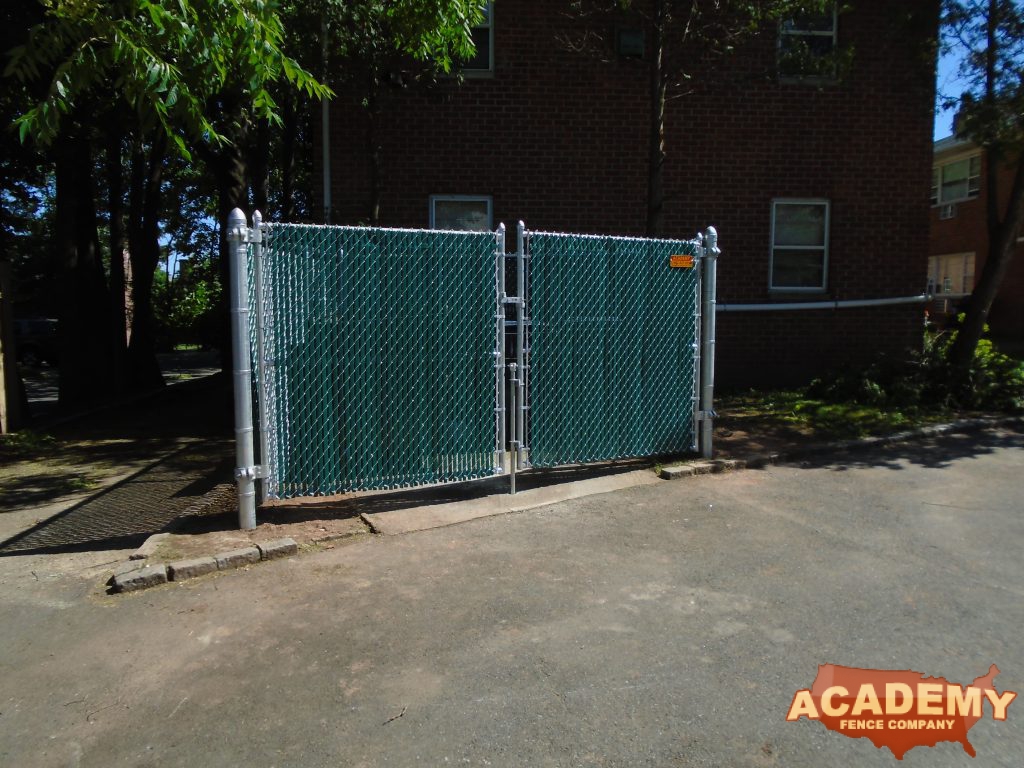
[616, 28, 645, 58]
[931, 156, 981, 205]
[460, 2, 493, 75]
[928, 253, 975, 297]
[770, 199, 830, 291]
[779, 6, 838, 79]
[430, 195, 493, 231]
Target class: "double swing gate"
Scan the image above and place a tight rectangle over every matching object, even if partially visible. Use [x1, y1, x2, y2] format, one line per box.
[228, 209, 719, 529]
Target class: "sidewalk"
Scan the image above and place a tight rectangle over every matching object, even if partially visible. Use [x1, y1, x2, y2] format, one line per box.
[0, 361, 234, 563]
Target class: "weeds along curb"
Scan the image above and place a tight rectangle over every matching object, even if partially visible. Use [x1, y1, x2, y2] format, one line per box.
[660, 414, 1024, 480]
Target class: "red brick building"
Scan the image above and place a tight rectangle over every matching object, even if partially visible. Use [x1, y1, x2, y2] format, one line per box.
[320, 1, 939, 387]
[929, 136, 1024, 339]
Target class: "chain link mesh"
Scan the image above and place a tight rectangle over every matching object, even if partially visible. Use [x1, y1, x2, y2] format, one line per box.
[251, 224, 500, 498]
[526, 233, 701, 467]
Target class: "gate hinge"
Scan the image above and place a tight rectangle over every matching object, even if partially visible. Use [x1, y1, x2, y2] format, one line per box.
[502, 296, 524, 306]
[235, 465, 268, 481]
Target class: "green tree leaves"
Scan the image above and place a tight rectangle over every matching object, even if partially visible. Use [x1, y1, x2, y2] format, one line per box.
[7, 0, 332, 157]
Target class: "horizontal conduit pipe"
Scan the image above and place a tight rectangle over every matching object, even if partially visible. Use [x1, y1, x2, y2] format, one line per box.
[717, 294, 928, 313]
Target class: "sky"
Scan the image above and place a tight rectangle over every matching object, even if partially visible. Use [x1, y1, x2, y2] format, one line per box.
[934, 48, 968, 141]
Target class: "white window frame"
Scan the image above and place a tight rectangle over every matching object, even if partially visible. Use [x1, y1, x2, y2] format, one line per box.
[931, 155, 981, 206]
[769, 198, 830, 292]
[461, 1, 494, 77]
[429, 195, 493, 231]
[928, 252, 975, 297]
[778, 5, 838, 80]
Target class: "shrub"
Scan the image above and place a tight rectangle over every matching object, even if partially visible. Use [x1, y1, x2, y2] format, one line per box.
[920, 325, 1024, 411]
[806, 319, 1024, 413]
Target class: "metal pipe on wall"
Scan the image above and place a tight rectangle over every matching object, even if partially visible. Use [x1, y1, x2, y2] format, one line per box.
[717, 295, 928, 313]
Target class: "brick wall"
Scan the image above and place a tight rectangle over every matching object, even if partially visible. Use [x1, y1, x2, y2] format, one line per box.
[320, 0, 939, 387]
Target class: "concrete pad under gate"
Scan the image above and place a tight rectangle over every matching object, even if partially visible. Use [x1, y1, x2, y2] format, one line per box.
[361, 469, 662, 535]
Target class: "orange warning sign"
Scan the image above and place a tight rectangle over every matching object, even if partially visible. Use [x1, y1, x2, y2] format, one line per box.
[669, 255, 694, 269]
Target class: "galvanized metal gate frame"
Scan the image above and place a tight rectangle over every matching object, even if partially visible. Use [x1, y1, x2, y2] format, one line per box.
[228, 209, 718, 529]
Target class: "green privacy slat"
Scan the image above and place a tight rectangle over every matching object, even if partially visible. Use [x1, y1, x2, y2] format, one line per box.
[527, 233, 701, 467]
[250, 224, 498, 499]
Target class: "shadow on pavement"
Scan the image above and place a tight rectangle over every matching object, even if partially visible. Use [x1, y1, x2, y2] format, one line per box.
[0, 438, 186, 510]
[0, 443, 234, 557]
[769, 427, 1024, 472]
[0, 374, 235, 557]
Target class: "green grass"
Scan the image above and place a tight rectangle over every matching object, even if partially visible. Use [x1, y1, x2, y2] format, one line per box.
[0, 431, 58, 459]
[719, 390, 953, 441]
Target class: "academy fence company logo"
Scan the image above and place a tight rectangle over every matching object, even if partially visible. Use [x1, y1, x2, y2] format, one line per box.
[786, 664, 1016, 760]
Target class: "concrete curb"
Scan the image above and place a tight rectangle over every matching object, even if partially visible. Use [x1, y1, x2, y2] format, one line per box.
[660, 415, 1024, 480]
[110, 537, 298, 593]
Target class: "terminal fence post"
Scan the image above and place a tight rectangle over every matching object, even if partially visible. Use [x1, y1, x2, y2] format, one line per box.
[228, 208, 258, 530]
[700, 227, 720, 460]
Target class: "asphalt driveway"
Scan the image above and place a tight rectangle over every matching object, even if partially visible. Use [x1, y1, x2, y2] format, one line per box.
[1, 427, 1021, 767]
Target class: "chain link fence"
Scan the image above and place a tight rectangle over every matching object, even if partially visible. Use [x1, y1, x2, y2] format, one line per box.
[251, 224, 502, 499]
[230, 212, 712, 524]
[524, 233, 702, 467]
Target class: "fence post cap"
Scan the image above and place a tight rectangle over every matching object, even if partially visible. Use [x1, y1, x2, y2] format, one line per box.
[228, 208, 247, 231]
[705, 226, 719, 254]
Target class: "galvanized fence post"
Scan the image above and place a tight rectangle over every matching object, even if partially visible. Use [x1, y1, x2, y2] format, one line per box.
[250, 210, 271, 505]
[691, 234, 704, 453]
[515, 221, 529, 470]
[494, 224, 507, 474]
[228, 208, 258, 529]
[699, 227, 720, 459]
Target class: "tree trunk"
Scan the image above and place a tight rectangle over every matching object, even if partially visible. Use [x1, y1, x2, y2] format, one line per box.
[948, 2, 1024, 372]
[367, 94, 384, 225]
[646, 0, 667, 237]
[250, 118, 271, 216]
[212, 116, 250, 366]
[53, 126, 114, 408]
[949, 153, 1024, 370]
[126, 132, 168, 391]
[106, 117, 128, 391]
[280, 91, 298, 221]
